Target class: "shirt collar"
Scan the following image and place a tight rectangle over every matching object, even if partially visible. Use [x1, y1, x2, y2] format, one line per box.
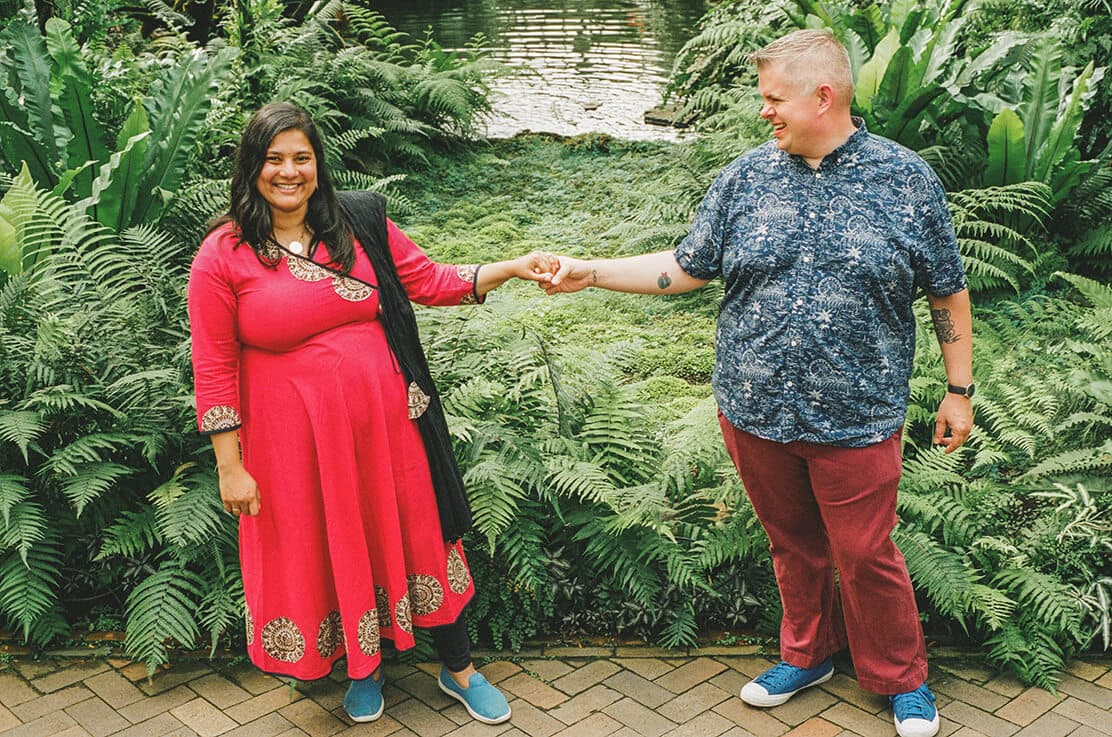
[783, 116, 869, 170]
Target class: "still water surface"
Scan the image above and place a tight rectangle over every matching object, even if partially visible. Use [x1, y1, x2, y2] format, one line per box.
[374, 0, 708, 140]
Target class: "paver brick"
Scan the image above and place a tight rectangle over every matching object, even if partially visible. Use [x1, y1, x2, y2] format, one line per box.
[603, 670, 675, 708]
[171, 697, 240, 736]
[220, 713, 298, 737]
[549, 712, 622, 737]
[479, 661, 522, 685]
[941, 701, 1019, 737]
[0, 673, 38, 708]
[333, 713, 404, 736]
[54, 727, 94, 737]
[982, 676, 1025, 699]
[518, 660, 574, 682]
[1055, 674, 1112, 710]
[83, 670, 146, 709]
[63, 697, 130, 737]
[293, 680, 345, 713]
[189, 675, 252, 709]
[224, 665, 282, 696]
[442, 721, 514, 737]
[501, 699, 563, 737]
[547, 684, 622, 725]
[657, 682, 733, 723]
[655, 658, 728, 694]
[950, 729, 992, 737]
[30, 661, 108, 694]
[1070, 728, 1111, 737]
[275, 729, 310, 737]
[277, 698, 346, 737]
[543, 647, 613, 659]
[109, 712, 186, 737]
[781, 718, 841, 737]
[602, 696, 676, 737]
[387, 698, 454, 737]
[139, 663, 214, 696]
[766, 685, 838, 727]
[498, 674, 569, 710]
[225, 688, 303, 725]
[10, 684, 93, 722]
[11, 661, 56, 681]
[710, 668, 747, 699]
[993, 686, 1061, 726]
[612, 658, 673, 681]
[0, 706, 18, 732]
[1051, 697, 1112, 735]
[661, 710, 735, 737]
[934, 678, 1010, 712]
[550, 661, 621, 696]
[392, 671, 453, 710]
[0, 710, 76, 737]
[712, 698, 791, 737]
[118, 685, 197, 723]
[1065, 661, 1106, 682]
[818, 701, 893, 735]
[1010, 712, 1078, 737]
[817, 674, 887, 715]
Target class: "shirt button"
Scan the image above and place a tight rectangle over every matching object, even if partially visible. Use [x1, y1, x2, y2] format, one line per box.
[795, 299, 803, 306]
[803, 256, 811, 263]
[790, 340, 798, 347]
[815, 173, 822, 179]
[786, 381, 794, 388]
[808, 212, 816, 219]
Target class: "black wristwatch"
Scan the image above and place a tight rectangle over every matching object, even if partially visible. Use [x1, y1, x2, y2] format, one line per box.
[946, 382, 975, 398]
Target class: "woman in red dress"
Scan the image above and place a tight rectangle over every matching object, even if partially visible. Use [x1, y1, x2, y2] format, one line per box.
[188, 102, 554, 725]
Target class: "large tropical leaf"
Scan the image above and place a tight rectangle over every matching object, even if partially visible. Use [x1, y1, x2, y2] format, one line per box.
[0, 19, 58, 185]
[985, 109, 1026, 186]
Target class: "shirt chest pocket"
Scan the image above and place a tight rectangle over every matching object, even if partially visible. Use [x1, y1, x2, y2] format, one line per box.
[725, 205, 803, 281]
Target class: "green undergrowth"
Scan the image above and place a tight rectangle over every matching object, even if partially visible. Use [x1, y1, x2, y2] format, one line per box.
[396, 134, 718, 388]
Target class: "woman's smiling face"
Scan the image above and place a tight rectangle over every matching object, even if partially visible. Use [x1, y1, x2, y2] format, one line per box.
[256, 128, 318, 218]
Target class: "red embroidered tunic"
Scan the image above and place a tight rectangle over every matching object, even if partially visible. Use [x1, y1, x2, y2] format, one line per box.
[189, 220, 479, 679]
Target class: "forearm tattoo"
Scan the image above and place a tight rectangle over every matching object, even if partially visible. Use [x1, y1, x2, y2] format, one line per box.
[931, 308, 961, 344]
[657, 271, 673, 290]
[591, 269, 599, 285]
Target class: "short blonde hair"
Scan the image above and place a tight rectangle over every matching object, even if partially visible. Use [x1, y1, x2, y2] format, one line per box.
[750, 29, 854, 105]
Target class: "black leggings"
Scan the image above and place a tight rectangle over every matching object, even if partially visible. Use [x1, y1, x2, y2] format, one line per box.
[430, 610, 471, 672]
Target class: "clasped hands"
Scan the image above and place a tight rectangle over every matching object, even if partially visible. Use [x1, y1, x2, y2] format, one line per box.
[514, 251, 591, 294]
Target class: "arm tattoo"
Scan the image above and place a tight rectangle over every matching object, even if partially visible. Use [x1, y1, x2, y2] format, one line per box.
[931, 308, 961, 344]
[591, 269, 599, 285]
[657, 271, 673, 290]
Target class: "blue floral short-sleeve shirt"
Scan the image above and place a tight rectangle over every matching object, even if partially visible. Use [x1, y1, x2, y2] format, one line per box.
[675, 120, 966, 447]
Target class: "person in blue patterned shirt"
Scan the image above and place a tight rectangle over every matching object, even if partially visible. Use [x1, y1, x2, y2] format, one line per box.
[543, 29, 973, 737]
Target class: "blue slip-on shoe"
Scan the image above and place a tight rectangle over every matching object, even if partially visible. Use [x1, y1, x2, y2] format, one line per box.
[740, 658, 834, 707]
[343, 670, 385, 723]
[890, 683, 940, 737]
[438, 665, 512, 724]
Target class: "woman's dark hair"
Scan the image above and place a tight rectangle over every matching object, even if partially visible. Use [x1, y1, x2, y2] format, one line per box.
[215, 102, 354, 272]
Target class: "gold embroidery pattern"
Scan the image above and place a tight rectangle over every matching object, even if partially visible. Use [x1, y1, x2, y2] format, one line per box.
[260, 243, 282, 261]
[395, 594, 413, 635]
[245, 606, 254, 645]
[407, 382, 430, 420]
[375, 586, 392, 629]
[201, 405, 240, 433]
[407, 574, 444, 616]
[357, 610, 381, 656]
[261, 617, 305, 663]
[316, 611, 343, 658]
[447, 548, 472, 595]
[332, 275, 373, 302]
[457, 264, 478, 305]
[287, 256, 330, 282]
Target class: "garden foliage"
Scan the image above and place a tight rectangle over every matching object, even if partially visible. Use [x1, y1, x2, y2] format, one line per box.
[0, 0, 1108, 692]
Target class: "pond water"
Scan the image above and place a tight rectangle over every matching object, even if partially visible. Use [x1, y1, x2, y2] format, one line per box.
[374, 0, 708, 141]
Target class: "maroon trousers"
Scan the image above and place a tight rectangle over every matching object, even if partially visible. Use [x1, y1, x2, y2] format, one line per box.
[718, 415, 928, 694]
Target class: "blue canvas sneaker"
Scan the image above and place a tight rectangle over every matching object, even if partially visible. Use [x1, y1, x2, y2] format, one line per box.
[343, 670, 385, 723]
[438, 665, 512, 724]
[890, 683, 940, 737]
[740, 658, 834, 707]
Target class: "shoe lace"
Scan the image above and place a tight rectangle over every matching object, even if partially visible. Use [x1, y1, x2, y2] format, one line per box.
[890, 687, 935, 721]
[754, 661, 803, 689]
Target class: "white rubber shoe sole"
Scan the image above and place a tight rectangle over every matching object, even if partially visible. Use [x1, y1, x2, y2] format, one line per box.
[740, 667, 833, 707]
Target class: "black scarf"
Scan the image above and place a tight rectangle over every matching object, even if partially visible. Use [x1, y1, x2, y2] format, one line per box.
[337, 191, 473, 542]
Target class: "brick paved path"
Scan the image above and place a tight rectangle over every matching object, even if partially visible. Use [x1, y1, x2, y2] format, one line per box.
[0, 647, 1109, 737]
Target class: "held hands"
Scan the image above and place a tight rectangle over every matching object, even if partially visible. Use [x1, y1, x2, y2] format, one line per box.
[542, 256, 594, 294]
[220, 464, 261, 517]
[513, 251, 561, 284]
[934, 392, 973, 453]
